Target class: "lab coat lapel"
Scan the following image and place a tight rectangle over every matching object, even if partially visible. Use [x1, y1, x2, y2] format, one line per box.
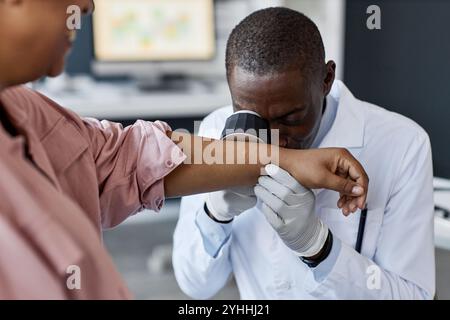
[319, 81, 365, 149]
[314, 81, 365, 197]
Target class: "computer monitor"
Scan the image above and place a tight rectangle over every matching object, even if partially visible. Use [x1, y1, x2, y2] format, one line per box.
[92, 0, 220, 80]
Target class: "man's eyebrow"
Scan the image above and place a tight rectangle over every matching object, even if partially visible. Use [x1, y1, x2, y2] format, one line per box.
[273, 108, 303, 121]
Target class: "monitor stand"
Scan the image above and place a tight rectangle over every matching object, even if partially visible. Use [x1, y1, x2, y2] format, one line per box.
[136, 74, 194, 92]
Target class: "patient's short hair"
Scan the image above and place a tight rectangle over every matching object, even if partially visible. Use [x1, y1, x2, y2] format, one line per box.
[226, 7, 325, 81]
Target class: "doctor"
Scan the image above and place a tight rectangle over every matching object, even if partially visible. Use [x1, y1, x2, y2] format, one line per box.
[173, 7, 435, 299]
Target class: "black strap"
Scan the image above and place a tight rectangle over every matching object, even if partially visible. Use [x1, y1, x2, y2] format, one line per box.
[204, 202, 233, 224]
[300, 230, 333, 268]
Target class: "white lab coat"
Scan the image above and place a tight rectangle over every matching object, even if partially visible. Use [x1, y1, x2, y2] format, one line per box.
[172, 80, 435, 299]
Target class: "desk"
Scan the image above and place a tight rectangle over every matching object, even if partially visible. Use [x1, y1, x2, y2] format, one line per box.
[34, 77, 232, 120]
[434, 178, 450, 250]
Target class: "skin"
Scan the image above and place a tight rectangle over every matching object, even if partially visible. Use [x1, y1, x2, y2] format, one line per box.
[0, 0, 94, 87]
[229, 65, 335, 150]
[0, 0, 367, 214]
[228, 63, 359, 213]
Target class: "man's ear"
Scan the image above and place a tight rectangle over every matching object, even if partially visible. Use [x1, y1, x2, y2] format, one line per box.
[323, 61, 336, 95]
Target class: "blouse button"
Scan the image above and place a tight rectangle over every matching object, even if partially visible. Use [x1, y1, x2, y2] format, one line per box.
[155, 198, 164, 210]
[165, 160, 174, 168]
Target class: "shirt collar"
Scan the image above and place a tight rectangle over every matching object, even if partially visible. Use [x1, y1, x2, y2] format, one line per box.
[311, 92, 338, 148]
[0, 86, 61, 189]
[0, 89, 27, 154]
[317, 80, 365, 149]
[0, 86, 29, 127]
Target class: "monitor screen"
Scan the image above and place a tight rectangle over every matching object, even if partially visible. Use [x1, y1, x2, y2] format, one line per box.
[93, 0, 215, 62]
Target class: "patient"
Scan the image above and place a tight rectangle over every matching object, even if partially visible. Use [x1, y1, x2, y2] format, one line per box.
[0, 1, 367, 298]
[173, 7, 435, 299]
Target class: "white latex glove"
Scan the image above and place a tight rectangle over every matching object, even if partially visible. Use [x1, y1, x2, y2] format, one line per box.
[254, 164, 329, 257]
[206, 189, 257, 222]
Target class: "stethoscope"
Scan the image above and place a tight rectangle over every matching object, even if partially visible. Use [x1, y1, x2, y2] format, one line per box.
[355, 206, 368, 254]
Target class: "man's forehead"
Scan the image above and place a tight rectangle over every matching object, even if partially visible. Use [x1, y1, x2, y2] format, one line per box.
[230, 69, 308, 114]
[233, 96, 303, 121]
[231, 67, 308, 94]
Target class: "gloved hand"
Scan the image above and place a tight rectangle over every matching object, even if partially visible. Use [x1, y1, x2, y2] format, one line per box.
[205, 189, 257, 222]
[254, 164, 329, 257]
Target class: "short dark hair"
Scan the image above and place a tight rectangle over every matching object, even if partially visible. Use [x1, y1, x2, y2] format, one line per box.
[225, 7, 325, 81]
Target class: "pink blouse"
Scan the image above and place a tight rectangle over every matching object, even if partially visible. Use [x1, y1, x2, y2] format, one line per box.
[0, 86, 186, 299]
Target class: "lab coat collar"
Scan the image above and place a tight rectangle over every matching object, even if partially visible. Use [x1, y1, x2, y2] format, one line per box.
[318, 80, 365, 150]
[313, 81, 365, 198]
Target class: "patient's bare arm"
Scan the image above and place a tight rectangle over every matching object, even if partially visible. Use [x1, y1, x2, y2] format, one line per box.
[164, 132, 368, 213]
